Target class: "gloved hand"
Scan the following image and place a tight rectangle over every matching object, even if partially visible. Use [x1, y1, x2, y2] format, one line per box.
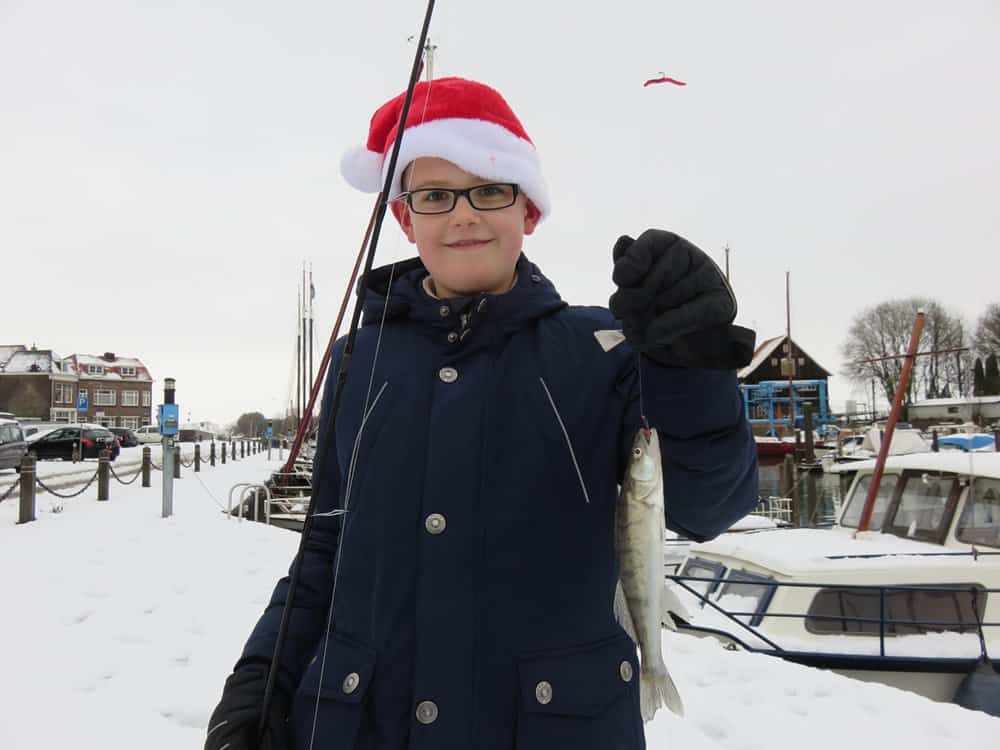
[205, 662, 291, 750]
[609, 230, 755, 369]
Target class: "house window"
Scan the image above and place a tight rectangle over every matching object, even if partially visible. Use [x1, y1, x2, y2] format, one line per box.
[120, 366, 136, 377]
[96, 416, 116, 427]
[123, 390, 139, 406]
[53, 382, 74, 404]
[120, 417, 140, 430]
[87, 365, 104, 376]
[94, 389, 116, 406]
[142, 391, 151, 407]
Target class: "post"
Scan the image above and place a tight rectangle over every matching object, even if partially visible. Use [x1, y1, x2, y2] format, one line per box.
[932, 429, 939, 452]
[142, 447, 151, 487]
[995, 430, 999, 452]
[782, 454, 795, 497]
[231, 440, 237, 461]
[803, 403, 815, 463]
[222, 441, 227, 464]
[97, 449, 110, 501]
[173, 446, 181, 479]
[210, 440, 216, 466]
[162, 378, 176, 519]
[195, 443, 201, 472]
[18, 454, 36, 524]
[805, 469, 818, 526]
[267, 438, 272, 461]
[241, 440, 245, 458]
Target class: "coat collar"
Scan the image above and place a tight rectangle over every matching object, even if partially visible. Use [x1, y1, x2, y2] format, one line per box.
[359, 253, 567, 348]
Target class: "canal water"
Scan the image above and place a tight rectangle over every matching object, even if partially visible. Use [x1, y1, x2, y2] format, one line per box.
[758, 458, 846, 525]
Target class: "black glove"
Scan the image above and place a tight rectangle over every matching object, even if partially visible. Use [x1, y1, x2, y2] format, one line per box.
[609, 230, 755, 369]
[205, 663, 291, 750]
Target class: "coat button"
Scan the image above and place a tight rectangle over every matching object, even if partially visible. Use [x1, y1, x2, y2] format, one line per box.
[535, 681, 553, 705]
[342, 672, 360, 694]
[530, 274, 541, 283]
[620, 661, 634, 683]
[447, 332, 458, 343]
[415, 700, 439, 724]
[438, 305, 450, 317]
[424, 513, 446, 535]
[438, 367, 458, 383]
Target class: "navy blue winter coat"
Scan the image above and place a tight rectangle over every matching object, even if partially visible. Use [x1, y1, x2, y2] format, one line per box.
[238, 254, 758, 750]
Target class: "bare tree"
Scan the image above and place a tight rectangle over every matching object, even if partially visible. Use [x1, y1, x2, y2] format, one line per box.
[841, 297, 969, 406]
[973, 302, 1000, 356]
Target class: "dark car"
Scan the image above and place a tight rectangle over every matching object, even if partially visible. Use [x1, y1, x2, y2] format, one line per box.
[110, 427, 139, 448]
[0, 419, 28, 471]
[28, 425, 120, 461]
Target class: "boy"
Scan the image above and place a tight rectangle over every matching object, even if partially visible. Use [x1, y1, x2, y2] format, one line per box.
[206, 77, 757, 750]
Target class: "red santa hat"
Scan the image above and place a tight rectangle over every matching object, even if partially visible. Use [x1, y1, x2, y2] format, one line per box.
[340, 77, 550, 220]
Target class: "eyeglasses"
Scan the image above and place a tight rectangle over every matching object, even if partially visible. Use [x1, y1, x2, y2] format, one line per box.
[396, 183, 520, 215]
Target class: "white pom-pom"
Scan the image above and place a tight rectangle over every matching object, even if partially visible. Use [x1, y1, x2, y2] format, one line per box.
[339, 145, 383, 193]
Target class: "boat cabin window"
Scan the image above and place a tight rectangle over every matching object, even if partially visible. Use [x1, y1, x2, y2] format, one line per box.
[806, 585, 986, 636]
[956, 478, 1000, 548]
[715, 570, 776, 627]
[678, 557, 726, 598]
[840, 473, 898, 529]
[885, 472, 958, 544]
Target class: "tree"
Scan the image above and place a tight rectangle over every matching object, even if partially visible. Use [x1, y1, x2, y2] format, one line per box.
[234, 411, 267, 437]
[986, 354, 1000, 397]
[841, 297, 968, 406]
[974, 358, 986, 396]
[973, 303, 1000, 356]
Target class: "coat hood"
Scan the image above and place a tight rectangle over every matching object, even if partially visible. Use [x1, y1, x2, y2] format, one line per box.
[359, 253, 568, 345]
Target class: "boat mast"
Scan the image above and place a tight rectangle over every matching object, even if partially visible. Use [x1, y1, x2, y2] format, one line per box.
[296, 288, 301, 430]
[308, 263, 314, 436]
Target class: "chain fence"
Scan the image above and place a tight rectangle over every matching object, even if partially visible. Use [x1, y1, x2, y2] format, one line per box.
[0, 480, 19, 504]
[35, 470, 100, 499]
[110, 463, 143, 485]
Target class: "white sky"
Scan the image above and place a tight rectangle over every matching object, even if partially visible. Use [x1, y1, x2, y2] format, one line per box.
[3, 1, 998, 425]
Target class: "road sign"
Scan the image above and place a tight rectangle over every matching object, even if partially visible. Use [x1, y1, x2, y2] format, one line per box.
[77, 394, 88, 412]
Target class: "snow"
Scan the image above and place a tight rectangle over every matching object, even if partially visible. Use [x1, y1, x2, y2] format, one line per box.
[828, 452, 1000, 480]
[2, 455, 998, 749]
[2, 350, 54, 373]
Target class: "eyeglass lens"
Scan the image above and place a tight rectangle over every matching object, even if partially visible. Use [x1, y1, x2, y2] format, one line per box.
[409, 184, 517, 214]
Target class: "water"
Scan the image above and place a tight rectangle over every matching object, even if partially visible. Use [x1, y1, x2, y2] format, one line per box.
[758, 458, 845, 526]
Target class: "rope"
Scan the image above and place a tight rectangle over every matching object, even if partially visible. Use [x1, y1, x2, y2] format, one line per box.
[150, 461, 162, 471]
[0, 480, 19, 504]
[178, 455, 195, 469]
[191, 470, 228, 512]
[35, 470, 100, 499]
[109, 463, 143, 485]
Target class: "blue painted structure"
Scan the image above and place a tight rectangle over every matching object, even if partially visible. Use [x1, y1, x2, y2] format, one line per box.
[741, 379, 834, 433]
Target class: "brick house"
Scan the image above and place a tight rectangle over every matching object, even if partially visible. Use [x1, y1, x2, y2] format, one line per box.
[64, 352, 154, 429]
[0, 345, 79, 421]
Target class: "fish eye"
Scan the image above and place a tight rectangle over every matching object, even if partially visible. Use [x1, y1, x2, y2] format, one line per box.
[632, 447, 642, 459]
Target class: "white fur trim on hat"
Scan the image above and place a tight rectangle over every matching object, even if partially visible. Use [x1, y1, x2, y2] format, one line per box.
[340, 145, 384, 193]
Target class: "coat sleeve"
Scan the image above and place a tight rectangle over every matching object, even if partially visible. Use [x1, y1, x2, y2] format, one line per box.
[235, 345, 345, 685]
[618, 353, 758, 543]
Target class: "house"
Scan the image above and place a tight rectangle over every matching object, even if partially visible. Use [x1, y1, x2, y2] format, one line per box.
[0, 345, 79, 421]
[63, 352, 155, 430]
[738, 335, 834, 432]
[907, 396, 1000, 429]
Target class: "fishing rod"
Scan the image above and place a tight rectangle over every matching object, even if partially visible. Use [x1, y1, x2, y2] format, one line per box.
[258, 0, 438, 736]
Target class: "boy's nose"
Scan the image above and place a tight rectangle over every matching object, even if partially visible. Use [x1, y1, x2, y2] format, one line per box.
[449, 194, 481, 225]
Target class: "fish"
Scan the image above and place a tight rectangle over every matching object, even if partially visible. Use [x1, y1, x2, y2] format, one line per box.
[614, 427, 685, 721]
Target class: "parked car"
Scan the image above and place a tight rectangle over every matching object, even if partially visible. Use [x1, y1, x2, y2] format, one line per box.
[134, 425, 162, 444]
[110, 427, 139, 448]
[28, 425, 120, 461]
[0, 418, 28, 471]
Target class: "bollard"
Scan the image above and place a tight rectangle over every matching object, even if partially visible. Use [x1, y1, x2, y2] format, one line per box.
[97, 449, 110, 501]
[222, 442, 227, 464]
[142, 447, 151, 487]
[241, 440, 245, 459]
[994, 430, 999, 452]
[803, 404, 815, 464]
[18, 454, 36, 524]
[195, 443, 201, 472]
[210, 441, 216, 467]
[174, 446, 181, 479]
[932, 429, 939, 453]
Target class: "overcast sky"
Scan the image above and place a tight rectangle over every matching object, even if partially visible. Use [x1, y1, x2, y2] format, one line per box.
[2, 1, 997, 425]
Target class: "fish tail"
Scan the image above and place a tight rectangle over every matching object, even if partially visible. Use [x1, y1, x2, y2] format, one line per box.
[639, 666, 685, 722]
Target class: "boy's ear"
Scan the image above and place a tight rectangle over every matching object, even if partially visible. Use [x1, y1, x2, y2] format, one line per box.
[390, 200, 417, 243]
[523, 200, 541, 236]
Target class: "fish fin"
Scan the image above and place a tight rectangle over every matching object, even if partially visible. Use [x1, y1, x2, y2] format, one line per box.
[613, 580, 639, 644]
[640, 666, 685, 722]
[594, 329, 627, 352]
[660, 582, 691, 631]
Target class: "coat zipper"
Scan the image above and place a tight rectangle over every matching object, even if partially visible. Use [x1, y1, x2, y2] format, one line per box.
[538, 377, 590, 504]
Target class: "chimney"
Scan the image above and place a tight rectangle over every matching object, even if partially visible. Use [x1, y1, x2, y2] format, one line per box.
[103, 352, 115, 362]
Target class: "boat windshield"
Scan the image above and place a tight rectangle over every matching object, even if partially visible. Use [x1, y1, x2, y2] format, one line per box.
[956, 478, 1000, 548]
[885, 473, 957, 544]
[840, 473, 898, 529]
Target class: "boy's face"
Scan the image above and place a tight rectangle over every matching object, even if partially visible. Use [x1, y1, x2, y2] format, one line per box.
[391, 157, 540, 299]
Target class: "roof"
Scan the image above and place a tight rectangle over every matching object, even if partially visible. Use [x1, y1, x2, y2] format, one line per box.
[910, 396, 1000, 407]
[0, 345, 25, 367]
[737, 334, 832, 380]
[828, 451, 1000, 479]
[2, 350, 58, 374]
[65, 353, 153, 382]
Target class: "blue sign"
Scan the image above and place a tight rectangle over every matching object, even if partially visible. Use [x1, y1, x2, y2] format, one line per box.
[159, 404, 180, 436]
[265, 424, 273, 438]
[76, 394, 88, 412]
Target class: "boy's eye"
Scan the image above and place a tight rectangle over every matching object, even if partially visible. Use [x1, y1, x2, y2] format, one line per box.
[423, 190, 450, 202]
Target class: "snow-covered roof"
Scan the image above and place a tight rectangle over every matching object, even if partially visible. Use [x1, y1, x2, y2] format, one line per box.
[827, 451, 1000, 479]
[0, 345, 25, 367]
[2, 350, 56, 374]
[65, 353, 153, 382]
[737, 334, 832, 380]
[911, 395, 1000, 407]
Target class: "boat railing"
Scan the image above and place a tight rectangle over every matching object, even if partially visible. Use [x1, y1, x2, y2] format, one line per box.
[667, 572, 1000, 661]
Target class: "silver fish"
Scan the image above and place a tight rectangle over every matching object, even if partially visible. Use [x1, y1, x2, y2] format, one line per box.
[614, 427, 685, 720]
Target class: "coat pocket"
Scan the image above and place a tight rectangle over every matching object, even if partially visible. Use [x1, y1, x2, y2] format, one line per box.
[516, 633, 643, 750]
[289, 632, 376, 750]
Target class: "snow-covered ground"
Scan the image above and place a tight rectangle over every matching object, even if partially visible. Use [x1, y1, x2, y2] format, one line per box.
[2, 453, 997, 749]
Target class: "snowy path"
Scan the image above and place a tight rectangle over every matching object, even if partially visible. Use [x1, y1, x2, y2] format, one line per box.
[2, 452, 997, 749]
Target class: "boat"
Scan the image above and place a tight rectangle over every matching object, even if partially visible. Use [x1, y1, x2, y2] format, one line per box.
[754, 435, 798, 457]
[937, 433, 997, 453]
[665, 452, 1000, 712]
[833, 425, 930, 464]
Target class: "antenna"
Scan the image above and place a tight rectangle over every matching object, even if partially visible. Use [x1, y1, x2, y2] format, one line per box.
[408, 35, 438, 80]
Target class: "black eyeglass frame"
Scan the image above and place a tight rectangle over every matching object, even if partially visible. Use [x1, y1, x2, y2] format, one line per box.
[395, 183, 520, 215]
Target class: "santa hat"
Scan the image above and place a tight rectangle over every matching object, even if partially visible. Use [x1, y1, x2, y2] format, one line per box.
[340, 77, 550, 220]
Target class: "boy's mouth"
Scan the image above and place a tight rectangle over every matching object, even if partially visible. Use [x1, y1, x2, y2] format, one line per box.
[445, 238, 492, 249]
